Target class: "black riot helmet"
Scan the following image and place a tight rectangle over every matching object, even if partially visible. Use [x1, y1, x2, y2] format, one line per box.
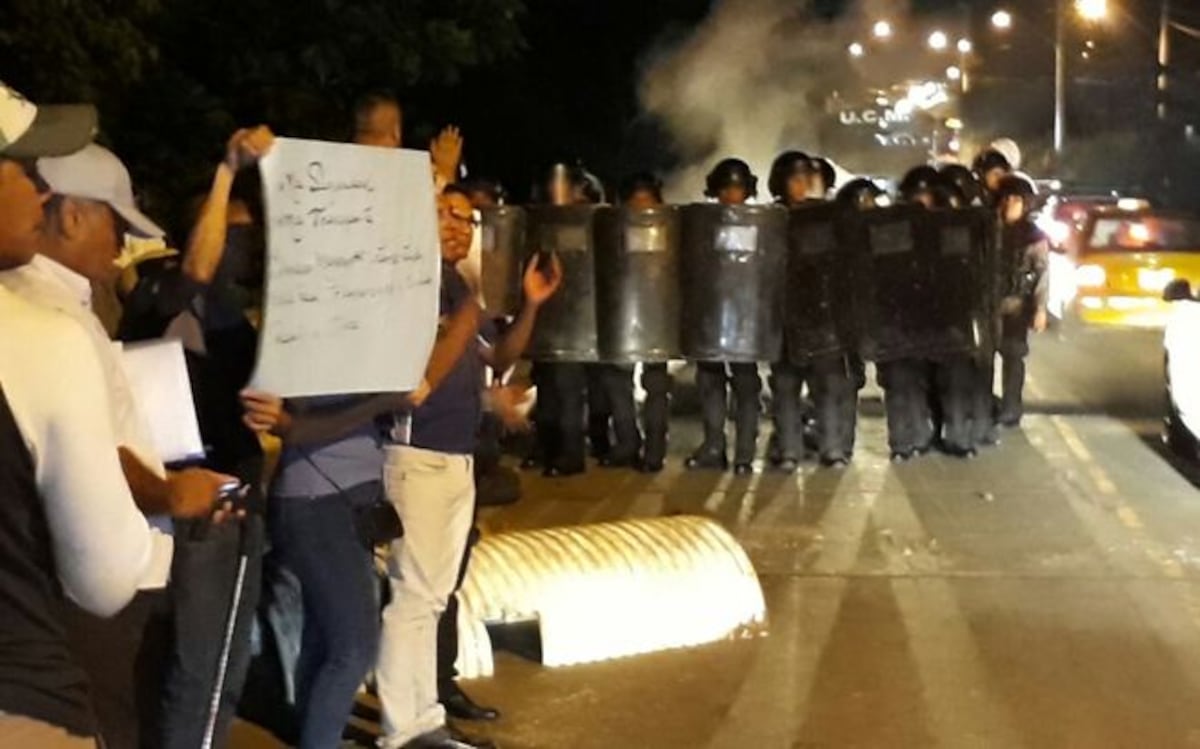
[618, 171, 664, 205]
[836, 178, 885, 211]
[972, 148, 1013, 196]
[577, 168, 607, 204]
[995, 174, 1038, 221]
[704, 157, 758, 200]
[767, 150, 811, 203]
[938, 164, 984, 207]
[537, 161, 604, 205]
[812, 157, 837, 195]
[898, 165, 941, 206]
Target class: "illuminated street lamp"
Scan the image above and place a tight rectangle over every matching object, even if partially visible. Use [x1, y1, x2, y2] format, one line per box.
[873, 20, 893, 39]
[991, 9, 1014, 30]
[957, 38, 973, 54]
[848, 41, 865, 58]
[1076, 0, 1108, 22]
[946, 65, 963, 81]
[928, 30, 949, 51]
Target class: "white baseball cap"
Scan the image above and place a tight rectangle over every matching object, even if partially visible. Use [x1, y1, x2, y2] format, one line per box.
[0, 81, 97, 159]
[37, 144, 165, 238]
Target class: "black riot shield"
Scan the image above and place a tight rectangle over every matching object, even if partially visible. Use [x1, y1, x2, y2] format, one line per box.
[784, 202, 854, 365]
[919, 207, 990, 357]
[478, 206, 525, 317]
[850, 204, 930, 362]
[680, 203, 787, 362]
[593, 206, 682, 363]
[524, 205, 600, 362]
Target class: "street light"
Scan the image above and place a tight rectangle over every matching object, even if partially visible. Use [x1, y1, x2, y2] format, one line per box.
[873, 20, 893, 39]
[957, 38, 973, 54]
[947, 65, 963, 81]
[991, 9, 1014, 30]
[928, 30, 949, 51]
[848, 42, 865, 57]
[1076, 0, 1108, 22]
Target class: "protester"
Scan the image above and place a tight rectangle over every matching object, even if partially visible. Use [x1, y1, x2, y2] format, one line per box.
[0, 137, 250, 748]
[0, 82, 174, 749]
[374, 184, 561, 749]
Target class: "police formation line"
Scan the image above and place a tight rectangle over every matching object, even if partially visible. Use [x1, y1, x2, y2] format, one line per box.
[498, 151, 1048, 477]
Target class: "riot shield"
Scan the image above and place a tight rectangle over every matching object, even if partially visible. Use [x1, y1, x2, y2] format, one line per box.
[524, 205, 600, 362]
[680, 204, 787, 362]
[920, 207, 990, 357]
[593, 206, 682, 363]
[784, 202, 854, 365]
[850, 204, 929, 362]
[478, 206, 525, 317]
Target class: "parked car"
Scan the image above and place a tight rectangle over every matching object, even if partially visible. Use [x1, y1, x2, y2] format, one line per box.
[1163, 278, 1200, 460]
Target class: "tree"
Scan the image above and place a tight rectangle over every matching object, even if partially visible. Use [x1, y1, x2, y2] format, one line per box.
[0, 0, 525, 233]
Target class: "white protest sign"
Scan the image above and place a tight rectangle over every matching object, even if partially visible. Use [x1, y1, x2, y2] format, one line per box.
[254, 137, 440, 397]
[118, 339, 206, 465]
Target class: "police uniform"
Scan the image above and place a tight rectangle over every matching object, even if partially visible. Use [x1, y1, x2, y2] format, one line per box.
[769, 152, 858, 467]
[687, 159, 765, 474]
[994, 180, 1049, 426]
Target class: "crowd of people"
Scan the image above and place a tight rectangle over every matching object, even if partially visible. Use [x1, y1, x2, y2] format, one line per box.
[0, 75, 1046, 749]
[0, 84, 555, 749]
[523, 148, 1048, 478]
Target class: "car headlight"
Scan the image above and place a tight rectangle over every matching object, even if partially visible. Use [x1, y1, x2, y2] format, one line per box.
[1075, 264, 1107, 288]
[1138, 267, 1176, 292]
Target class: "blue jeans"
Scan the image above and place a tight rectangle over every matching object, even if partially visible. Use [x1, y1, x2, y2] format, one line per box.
[269, 485, 380, 749]
[161, 515, 263, 749]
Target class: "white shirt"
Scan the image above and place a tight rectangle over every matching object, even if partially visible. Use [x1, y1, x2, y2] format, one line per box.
[0, 256, 164, 474]
[0, 286, 172, 612]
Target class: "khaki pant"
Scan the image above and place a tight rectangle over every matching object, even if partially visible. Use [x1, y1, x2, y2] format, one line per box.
[376, 446, 476, 748]
[0, 714, 95, 748]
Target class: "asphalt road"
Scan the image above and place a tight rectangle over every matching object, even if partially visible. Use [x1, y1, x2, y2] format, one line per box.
[234, 326, 1200, 749]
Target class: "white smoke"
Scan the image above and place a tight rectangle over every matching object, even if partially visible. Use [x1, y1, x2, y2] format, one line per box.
[639, 0, 910, 200]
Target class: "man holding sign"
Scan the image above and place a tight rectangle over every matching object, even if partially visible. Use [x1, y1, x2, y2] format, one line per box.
[375, 185, 561, 749]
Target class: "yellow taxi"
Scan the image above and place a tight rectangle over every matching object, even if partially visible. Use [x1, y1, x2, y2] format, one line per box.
[1069, 209, 1200, 329]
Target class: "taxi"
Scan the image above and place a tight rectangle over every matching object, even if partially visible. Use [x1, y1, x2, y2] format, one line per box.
[1069, 209, 1200, 329]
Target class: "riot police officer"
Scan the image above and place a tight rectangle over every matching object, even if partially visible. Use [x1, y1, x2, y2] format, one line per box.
[877, 167, 940, 462]
[529, 162, 599, 476]
[619, 171, 671, 472]
[766, 151, 814, 471]
[909, 167, 979, 457]
[775, 154, 862, 466]
[687, 158, 764, 474]
[973, 149, 1013, 206]
[940, 163, 999, 449]
[993, 175, 1049, 427]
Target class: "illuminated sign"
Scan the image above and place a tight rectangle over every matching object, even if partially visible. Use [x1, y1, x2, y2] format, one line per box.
[839, 107, 912, 127]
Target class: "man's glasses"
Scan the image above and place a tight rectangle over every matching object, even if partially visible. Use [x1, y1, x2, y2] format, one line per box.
[441, 209, 480, 228]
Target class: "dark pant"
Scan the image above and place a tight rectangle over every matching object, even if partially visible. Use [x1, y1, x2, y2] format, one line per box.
[970, 352, 998, 446]
[65, 590, 171, 749]
[586, 364, 641, 462]
[160, 515, 263, 749]
[695, 361, 761, 464]
[437, 526, 481, 695]
[999, 314, 1031, 423]
[769, 361, 804, 462]
[933, 354, 976, 453]
[269, 489, 379, 749]
[808, 354, 859, 461]
[641, 363, 671, 466]
[533, 362, 587, 472]
[878, 359, 934, 455]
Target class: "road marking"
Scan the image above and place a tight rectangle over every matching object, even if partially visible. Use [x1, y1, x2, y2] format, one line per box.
[1042, 415, 1185, 580]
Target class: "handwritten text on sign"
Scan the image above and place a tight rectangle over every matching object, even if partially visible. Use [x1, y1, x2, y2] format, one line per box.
[254, 137, 439, 397]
